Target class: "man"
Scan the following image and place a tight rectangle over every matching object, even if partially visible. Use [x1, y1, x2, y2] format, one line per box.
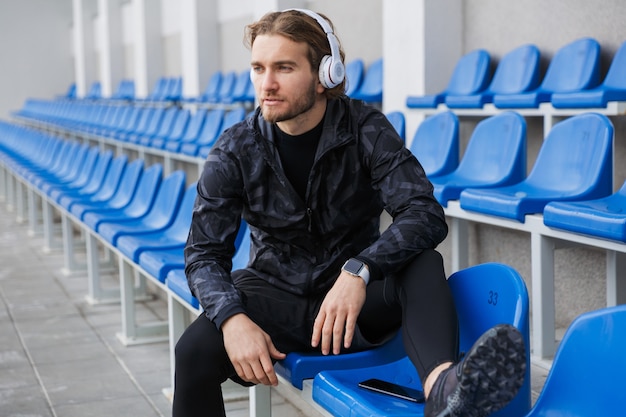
[174, 9, 526, 417]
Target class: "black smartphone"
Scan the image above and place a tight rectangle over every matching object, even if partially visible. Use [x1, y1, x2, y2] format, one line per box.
[358, 378, 425, 403]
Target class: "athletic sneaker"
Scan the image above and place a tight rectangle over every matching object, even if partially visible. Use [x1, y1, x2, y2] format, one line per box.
[424, 323, 526, 417]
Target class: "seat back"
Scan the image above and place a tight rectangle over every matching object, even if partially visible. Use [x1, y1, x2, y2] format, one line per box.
[142, 170, 186, 227]
[166, 77, 183, 101]
[222, 107, 246, 130]
[165, 183, 197, 242]
[153, 106, 179, 138]
[217, 71, 237, 103]
[488, 44, 541, 94]
[123, 163, 164, 217]
[143, 107, 166, 137]
[230, 70, 254, 103]
[195, 109, 225, 146]
[352, 58, 383, 102]
[168, 108, 191, 141]
[385, 111, 406, 143]
[98, 158, 145, 212]
[68, 146, 101, 189]
[409, 111, 459, 177]
[91, 154, 128, 201]
[445, 49, 491, 95]
[540, 37, 601, 93]
[75, 150, 114, 195]
[452, 111, 526, 184]
[232, 221, 251, 270]
[180, 109, 207, 143]
[527, 305, 626, 416]
[200, 71, 222, 102]
[147, 77, 168, 101]
[448, 263, 531, 417]
[345, 59, 365, 96]
[525, 113, 613, 197]
[602, 40, 626, 89]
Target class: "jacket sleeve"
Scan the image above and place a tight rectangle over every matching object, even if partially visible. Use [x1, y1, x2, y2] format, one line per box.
[184, 138, 247, 328]
[356, 111, 448, 275]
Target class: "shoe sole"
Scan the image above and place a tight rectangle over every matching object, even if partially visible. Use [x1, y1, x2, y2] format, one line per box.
[440, 324, 527, 417]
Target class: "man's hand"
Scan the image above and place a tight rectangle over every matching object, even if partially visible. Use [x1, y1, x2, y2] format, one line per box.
[311, 271, 367, 355]
[222, 313, 286, 386]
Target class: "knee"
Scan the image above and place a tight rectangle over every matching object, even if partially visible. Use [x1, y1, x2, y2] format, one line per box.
[174, 317, 224, 374]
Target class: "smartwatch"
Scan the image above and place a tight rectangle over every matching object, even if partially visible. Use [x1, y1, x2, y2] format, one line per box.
[342, 258, 370, 285]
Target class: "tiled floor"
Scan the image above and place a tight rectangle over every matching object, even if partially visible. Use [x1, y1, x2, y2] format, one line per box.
[0, 202, 549, 417]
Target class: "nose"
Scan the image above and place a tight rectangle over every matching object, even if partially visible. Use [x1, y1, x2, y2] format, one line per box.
[259, 70, 277, 92]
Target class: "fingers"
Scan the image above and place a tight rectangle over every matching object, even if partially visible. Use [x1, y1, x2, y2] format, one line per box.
[312, 309, 358, 355]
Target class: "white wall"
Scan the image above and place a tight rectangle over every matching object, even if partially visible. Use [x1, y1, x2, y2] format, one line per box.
[0, 0, 74, 118]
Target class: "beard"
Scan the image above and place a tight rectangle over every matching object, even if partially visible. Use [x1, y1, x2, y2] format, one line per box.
[261, 79, 318, 123]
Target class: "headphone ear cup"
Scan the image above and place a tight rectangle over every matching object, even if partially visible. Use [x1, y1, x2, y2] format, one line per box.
[319, 55, 334, 88]
[319, 55, 344, 89]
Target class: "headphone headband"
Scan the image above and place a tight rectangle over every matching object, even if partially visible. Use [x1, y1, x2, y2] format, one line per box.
[283, 8, 345, 89]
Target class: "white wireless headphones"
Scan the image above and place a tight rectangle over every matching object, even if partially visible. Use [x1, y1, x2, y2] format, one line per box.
[284, 8, 345, 89]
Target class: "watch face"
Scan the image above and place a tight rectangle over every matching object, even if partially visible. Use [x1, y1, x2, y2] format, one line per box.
[343, 258, 363, 275]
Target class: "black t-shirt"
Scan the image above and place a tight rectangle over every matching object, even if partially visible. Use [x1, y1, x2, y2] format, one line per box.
[273, 120, 323, 201]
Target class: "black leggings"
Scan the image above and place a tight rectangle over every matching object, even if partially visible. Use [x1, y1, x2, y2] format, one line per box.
[172, 249, 458, 417]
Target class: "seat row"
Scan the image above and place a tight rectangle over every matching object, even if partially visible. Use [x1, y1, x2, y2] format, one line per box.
[2, 121, 624, 416]
[407, 37, 626, 110]
[410, 109, 626, 359]
[58, 57, 384, 107]
[15, 99, 247, 159]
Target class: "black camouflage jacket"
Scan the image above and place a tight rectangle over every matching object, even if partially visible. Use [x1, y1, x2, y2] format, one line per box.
[184, 97, 447, 327]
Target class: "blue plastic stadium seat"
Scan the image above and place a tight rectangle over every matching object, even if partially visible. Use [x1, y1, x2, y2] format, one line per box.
[134, 106, 179, 145]
[197, 108, 247, 158]
[408, 111, 459, 178]
[70, 158, 144, 221]
[115, 183, 196, 262]
[524, 305, 626, 416]
[166, 269, 199, 309]
[385, 111, 406, 143]
[445, 44, 540, 108]
[351, 58, 383, 103]
[406, 50, 491, 108]
[121, 107, 164, 142]
[551, 40, 626, 108]
[138, 247, 185, 283]
[460, 113, 613, 222]
[179, 108, 225, 156]
[164, 108, 208, 153]
[148, 108, 191, 149]
[227, 70, 254, 104]
[47, 149, 112, 203]
[164, 221, 251, 309]
[542, 180, 626, 242]
[312, 263, 531, 417]
[96, 170, 186, 245]
[197, 71, 222, 103]
[85, 81, 102, 100]
[493, 38, 601, 108]
[428, 112, 527, 207]
[210, 71, 237, 104]
[166, 77, 183, 102]
[345, 59, 365, 97]
[82, 163, 163, 231]
[58, 153, 127, 211]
